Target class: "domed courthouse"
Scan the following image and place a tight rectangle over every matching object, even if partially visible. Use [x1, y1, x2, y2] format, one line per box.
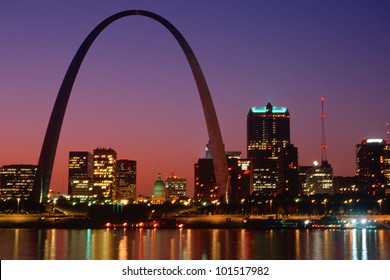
[152, 173, 167, 204]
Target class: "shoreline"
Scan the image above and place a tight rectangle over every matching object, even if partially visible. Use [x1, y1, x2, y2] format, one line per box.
[1, 214, 389, 230]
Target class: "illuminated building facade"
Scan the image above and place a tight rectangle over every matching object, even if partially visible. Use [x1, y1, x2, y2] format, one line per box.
[0, 165, 37, 200]
[165, 173, 186, 199]
[303, 161, 334, 195]
[93, 148, 117, 201]
[68, 152, 93, 198]
[228, 158, 253, 202]
[225, 151, 242, 159]
[386, 143, 390, 195]
[333, 176, 358, 194]
[152, 173, 166, 204]
[116, 159, 136, 201]
[276, 144, 299, 195]
[194, 158, 218, 200]
[299, 166, 311, 194]
[247, 102, 290, 193]
[356, 139, 390, 196]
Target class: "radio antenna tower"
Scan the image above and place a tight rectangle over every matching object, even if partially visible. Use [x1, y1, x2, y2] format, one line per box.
[387, 122, 389, 142]
[320, 97, 329, 166]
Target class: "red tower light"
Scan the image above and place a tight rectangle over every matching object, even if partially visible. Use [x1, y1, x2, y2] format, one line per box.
[321, 97, 328, 164]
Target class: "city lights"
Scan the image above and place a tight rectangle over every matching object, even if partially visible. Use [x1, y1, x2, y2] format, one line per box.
[0, 1, 390, 267]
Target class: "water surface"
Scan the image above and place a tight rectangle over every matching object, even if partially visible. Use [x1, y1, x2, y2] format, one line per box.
[0, 228, 388, 260]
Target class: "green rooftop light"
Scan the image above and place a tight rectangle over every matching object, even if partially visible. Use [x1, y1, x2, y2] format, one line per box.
[272, 107, 288, 113]
[251, 106, 288, 114]
[251, 107, 267, 113]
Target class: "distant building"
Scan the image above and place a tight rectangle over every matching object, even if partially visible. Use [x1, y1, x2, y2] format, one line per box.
[194, 158, 218, 200]
[356, 139, 390, 195]
[205, 141, 213, 159]
[116, 159, 136, 201]
[93, 148, 117, 201]
[299, 166, 312, 195]
[276, 144, 299, 195]
[68, 152, 93, 198]
[165, 173, 186, 199]
[228, 158, 253, 202]
[247, 102, 290, 194]
[152, 173, 166, 204]
[334, 176, 358, 194]
[194, 146, 252, 201]
[303, 161, 333, 195]
[225, 151, 242, 159]
[0, 164, 37, 200]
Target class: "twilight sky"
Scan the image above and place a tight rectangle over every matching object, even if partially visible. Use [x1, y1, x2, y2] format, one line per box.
[1, 0, 389, 196]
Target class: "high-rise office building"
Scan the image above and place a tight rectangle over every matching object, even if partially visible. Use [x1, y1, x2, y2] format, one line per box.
[93, 148, 117, 201]
[356, 139, 390, 196]
[247, 102, 290, 193]
[116, 159, 137, 201]
[0, 165, 37, 200]
[165, 173, 187, 199]
[68, 152, 93, 198]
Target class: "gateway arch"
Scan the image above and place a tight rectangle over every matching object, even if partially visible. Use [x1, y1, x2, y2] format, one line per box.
[32, 10, 230, 204]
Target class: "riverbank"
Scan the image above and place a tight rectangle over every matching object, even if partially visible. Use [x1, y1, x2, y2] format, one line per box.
[1, 213, 390, 229]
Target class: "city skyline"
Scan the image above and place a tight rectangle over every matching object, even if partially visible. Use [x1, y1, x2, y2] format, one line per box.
[1, 1, 389, 196]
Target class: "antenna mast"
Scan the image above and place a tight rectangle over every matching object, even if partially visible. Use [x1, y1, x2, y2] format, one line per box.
[321, 97, 328, 165]
[387, 122, 389, 142]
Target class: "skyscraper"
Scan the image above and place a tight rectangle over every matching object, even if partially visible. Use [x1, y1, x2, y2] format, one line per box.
[0, 165, 37, 200]
[247, 102, 290, 193]
[356, 139, 390, 196]
[68, 152, 93, 198]
[93, 148, 117, 201]
[116, 159, 137, 201]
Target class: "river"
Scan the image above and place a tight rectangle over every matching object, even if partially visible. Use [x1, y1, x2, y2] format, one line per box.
[0, 228, 389, 260]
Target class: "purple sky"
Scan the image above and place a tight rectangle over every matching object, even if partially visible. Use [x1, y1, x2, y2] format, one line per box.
[1, 1, 389, 196]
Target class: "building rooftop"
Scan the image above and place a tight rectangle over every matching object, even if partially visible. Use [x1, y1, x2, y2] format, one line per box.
[360, 138, 388, 145]
[250, 102, 288, 114]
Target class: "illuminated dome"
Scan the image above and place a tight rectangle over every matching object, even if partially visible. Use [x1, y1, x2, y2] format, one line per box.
[153, 173, 166, 197]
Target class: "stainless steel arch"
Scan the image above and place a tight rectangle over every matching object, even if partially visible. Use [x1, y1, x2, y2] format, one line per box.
[32, 10, 230, 204]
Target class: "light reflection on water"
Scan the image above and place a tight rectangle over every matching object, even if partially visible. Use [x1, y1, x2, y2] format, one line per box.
[0, 228, 389, 260]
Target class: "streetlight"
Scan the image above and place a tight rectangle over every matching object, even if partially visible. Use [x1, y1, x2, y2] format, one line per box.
[378, 199, 383, 215]
[16, 197, 21, 214]
[310, 200, 316, 217]
[323, 199, 328, 215]
[295, 198, 299, 215]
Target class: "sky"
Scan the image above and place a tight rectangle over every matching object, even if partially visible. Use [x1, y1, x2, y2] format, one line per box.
[1, 0, 389, 196]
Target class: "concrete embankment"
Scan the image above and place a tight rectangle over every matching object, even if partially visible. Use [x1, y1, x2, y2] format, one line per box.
[0, 214, 245, 229]
[1, 214, 389, 229]
[0, 214, 91, 228]
[176, 215, 245, 228]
